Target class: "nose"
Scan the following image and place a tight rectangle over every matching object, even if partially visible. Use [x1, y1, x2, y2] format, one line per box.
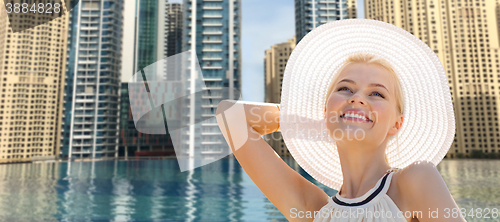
[348, 94, 366, 105]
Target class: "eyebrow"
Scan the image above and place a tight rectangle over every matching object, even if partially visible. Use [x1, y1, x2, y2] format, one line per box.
[338, 79, 389, 92]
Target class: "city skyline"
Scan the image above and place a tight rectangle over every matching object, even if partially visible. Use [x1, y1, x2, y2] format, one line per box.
[1, 0, 498, 162]
[121, 0, 365, 102]
[0, 1, 497, 220]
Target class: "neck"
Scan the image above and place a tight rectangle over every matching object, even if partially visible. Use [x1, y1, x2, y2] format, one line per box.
[336, 139, 391, 199]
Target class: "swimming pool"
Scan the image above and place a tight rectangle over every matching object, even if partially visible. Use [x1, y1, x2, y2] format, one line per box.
[0, 157, 497, 221]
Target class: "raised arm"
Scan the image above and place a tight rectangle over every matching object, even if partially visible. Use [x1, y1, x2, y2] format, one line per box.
[215, 100, 329, 221]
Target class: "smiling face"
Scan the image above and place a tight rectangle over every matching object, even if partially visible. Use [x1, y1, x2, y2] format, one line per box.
[325, 62, 404, 144]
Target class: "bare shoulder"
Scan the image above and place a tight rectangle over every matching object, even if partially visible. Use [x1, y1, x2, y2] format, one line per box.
[386, 161, 438, 209]
[394, 160, 440, 195]
[398, 160, 438, 180]
[393, 160, 463, 222]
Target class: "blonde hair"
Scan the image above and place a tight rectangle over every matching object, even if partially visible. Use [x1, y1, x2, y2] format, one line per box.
[325, 53, 404, 164]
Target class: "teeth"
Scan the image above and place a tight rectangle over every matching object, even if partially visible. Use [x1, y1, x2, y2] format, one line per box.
[341, 113, 370, 121]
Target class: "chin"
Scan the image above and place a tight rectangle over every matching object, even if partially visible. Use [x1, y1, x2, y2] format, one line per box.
[327, 126, 371, 142]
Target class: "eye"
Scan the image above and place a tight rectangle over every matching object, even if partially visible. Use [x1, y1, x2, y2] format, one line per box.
[337, 87, 351, 92]
[372, 91, 385, 98]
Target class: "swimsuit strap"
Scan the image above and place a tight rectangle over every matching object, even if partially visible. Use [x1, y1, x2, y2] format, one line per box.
[331, 168, 398, 206]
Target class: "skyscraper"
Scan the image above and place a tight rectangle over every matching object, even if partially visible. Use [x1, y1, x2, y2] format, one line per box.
[167, 3, 183, 57]
[180, 0, 241, 160]
[119, 0, 175, 157]
[62, 0, 124, 159]
[264, 36, 296, 157]
[133, 0, 169, 74]
[0, 1, 69, 162]
[365, 0, 500, 158]
[295, 0, 357, 43]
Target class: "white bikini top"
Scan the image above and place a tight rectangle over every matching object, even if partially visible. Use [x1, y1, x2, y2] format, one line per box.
[313, 168, 407, 222]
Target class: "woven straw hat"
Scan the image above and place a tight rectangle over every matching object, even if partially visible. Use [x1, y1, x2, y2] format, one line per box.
[279, 19, 455, 191]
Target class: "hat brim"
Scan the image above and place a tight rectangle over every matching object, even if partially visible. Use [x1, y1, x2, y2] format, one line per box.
[280, 19, 456, 191]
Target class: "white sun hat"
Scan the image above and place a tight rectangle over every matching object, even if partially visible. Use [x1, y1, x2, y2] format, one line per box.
[279, 19, 456, 191]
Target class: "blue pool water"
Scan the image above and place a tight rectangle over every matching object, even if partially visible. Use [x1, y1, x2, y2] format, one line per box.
[0, 157, 498, 221]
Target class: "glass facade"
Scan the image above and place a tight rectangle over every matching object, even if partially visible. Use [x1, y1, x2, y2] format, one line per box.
[118, 83, 174, 157]
[295, 0, 351, 43]
[62, 0, 124, 159]
[119, 0, 175, 157]
[167, 3, 183, 57]
[133, 0, 170, 73]
[135, 0, 159, 72]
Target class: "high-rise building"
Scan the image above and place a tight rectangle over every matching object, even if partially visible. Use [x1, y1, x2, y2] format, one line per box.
[264, 37, 296, 157]
[0, 1, 69, 162]
[180, 0, 241, 159]
[133, 0, 169, 74]
[365, 0, 500, 158]
[167, 3, 183, 57]
[61, 0, 124, 159]
[119, 0, 175, 157]
[295, 0, 357, 43]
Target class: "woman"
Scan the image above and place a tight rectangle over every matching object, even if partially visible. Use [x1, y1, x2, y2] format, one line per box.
[216, 19, 465, 221]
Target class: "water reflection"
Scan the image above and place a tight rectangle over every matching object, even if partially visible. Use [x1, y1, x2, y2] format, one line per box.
[0, 163, 59, 221]
[437, 160, 500, 213]
[0, 158, 497, 221]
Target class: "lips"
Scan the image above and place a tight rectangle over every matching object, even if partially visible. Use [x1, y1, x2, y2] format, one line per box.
[340, 109, 373, 122]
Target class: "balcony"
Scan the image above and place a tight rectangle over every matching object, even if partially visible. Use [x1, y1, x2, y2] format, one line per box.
[75, 98, 95, 103]
[201, 48, 223, 52]
[202, 6, 223, 10]
[201, 141, 223, 145]
[205, 86, 223, 90]
[201, 149, 224, 155]
[81, 26, 99, 31]
[202, 31, 223, 35]
[202, 66, 223, 69]
[79, 40, 99, 44]
[71, 150, 92, 154]
[202, 39, 223, 43]
[202, 14, 223, 19]
[202, 23, 223, 27]
[201, 113, 215, 117]
[202, 78, 223, 81]
[202, 57, 223, 61]
[201, 122, 218, 126]
[73, 135, 93, 139]
[201, 132, 221, 136]
[318, 13, 338, 17]
[201, 104, 218, 108]
[202, 95, 223, 99]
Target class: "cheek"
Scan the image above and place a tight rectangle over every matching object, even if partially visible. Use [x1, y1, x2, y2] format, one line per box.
[325, 95, 344, 114]
[370, 102, 394, 125]
[325, 95, 349, 126]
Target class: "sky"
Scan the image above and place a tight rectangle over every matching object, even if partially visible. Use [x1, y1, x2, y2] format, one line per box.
[121, 0, 365, 102]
